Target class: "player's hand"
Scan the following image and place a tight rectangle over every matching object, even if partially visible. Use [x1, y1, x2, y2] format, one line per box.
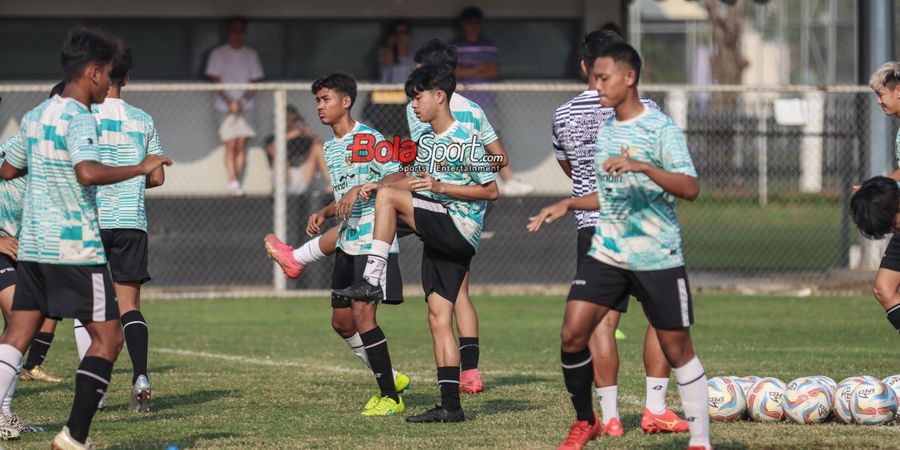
[358, 183, 379, 201]
[139, 154, 173, 175]
[526, 201, 569, 233]
[602, 152, 648, 175]
[0, 237, 18, 261]
[228, 101, 241, 114]
[336, 186, 360, 221]
[852, 184, 861, 194]
[307, 212, 326, 236]
[409, 172, 437, 192]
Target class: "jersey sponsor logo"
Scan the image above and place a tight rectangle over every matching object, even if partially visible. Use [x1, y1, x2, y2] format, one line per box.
[346, 133, 502, 175]
[571, 279, 586, 286]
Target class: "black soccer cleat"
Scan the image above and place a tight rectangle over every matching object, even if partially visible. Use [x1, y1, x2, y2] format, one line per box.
[405, 405, 466, 423]
[332, 279, 384, 304]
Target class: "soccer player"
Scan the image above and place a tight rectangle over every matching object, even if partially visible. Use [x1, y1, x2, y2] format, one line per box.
[527, 42, 710, 450]
[551, 30, 688, 436]
[310, 72, 408, 415]
[864, 62, 900, 334]
[335, 64, 499, 423]
[0, 27, 171, 449]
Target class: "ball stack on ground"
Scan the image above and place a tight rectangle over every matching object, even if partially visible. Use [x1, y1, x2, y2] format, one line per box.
[708, 376, 747, 421]
[783, 377, 832, 424]
[850, 379, 898, 425]
[834, 376, 875, 424]
[747, 377, 786, 422]
[731, 375, 760, 398]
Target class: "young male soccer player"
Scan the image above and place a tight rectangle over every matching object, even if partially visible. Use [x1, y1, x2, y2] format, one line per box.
[309, 72, 408, 415]
[864, 62, 900, 334]
[551, 30, 687, 436]
[527, 42, 711, 450]
[335, 64, 499, 422]
[266, 39, 504, 394]
[0, 27, 171, 449]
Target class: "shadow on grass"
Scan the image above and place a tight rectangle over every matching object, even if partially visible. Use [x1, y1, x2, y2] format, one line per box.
[645, 441, 748, 450]
[112, 364, 179, 377]
[488, 373, 552, 387]
[16, 381, 73, 396]
[468, 398, 535, 419]
[105, 432, 239, 449]
[131, 389, 232, 412]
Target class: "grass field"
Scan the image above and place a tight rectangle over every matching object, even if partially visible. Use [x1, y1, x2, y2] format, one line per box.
[7, 293, 900, 449]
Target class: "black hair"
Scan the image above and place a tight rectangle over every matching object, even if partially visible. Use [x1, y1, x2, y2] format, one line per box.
[311, 72, 357, 109]
[851, 176, 900, 239]
[226, 16, 248, 30]
[110, 44, 133, 87]
[460, 6, 484, 22]
[600, 22, 623, 37]
[405, 64, 456, 100]
[582, 30, 624, 69]
[49, 80, 66, 98]
[597, 41, 643, 86]
[60, 26, 118, 81]
[414, 39, 458, 68]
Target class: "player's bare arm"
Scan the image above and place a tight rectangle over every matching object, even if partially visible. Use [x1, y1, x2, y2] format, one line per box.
[75, 154, 172, 186]
[602, 154, 699, 201]
[526, 193, 600, 232]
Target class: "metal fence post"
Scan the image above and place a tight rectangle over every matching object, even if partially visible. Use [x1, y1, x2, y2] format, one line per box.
[800, 90, 824, 193]
[757, 98, 768, 207]
[273, 87, 287, 292]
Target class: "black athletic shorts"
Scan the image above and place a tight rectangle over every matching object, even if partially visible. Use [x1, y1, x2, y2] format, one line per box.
[0, 255, 16, 291]
[407, 193, 476, 303]
[331, 249, 404, 307]
[13, 261, 119, 323]
[101, 229, 151, 284]
[576, 227, 627, 313]
[881, 234, 900, 272]
[567, 257, 693, 330]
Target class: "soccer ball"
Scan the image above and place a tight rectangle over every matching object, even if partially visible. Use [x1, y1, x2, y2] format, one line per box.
[834, 377, 868, 424]
[708, 376, 746, 421]
[731, 375, 760, 398]
[882, 375, 900, 407]
[746, 377, 785, 422]
[851, 379, 898, 425]
[811, 375, 837, 396]
[783, 377, 832, 424]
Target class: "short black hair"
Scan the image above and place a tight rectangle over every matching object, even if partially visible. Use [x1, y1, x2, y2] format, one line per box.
[405, 64, 456, 100]
[597, 41, 643, 86]
[60, 26, 118, 81]
[311, 72, 357, 109]
[110, 44, 133, 87]
[460, 6, 484, 22]
[600, 22, 623, 37]
[851, 176, 900, 239]
[414, 39, 458, 68]
[49, 81, 66, 98]
[226, 16, 248, 30]
[582, 30, 624, 69]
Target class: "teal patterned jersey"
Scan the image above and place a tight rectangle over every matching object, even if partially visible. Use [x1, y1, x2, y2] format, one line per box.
[895, 128, 900, 167]
[324, 122, 400, 255]
[588, 107, 697, 271]
[415, 121, 496, 250]
[0, 132, 28, 238]
[407, 93, 498, 145]
[93, 98, 164, 231]
[4, 96, 106, 265]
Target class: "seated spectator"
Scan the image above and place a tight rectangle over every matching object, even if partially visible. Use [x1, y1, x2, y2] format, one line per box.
[365, 20, 416, 139]
[265, 105, 330, 194]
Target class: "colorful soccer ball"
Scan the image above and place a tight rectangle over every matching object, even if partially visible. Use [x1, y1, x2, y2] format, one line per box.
[731, 376, 760, 398]
[811, 375, 837, 396]
[746, 377, 785, 422]
[783, 377, 832, 424]
[708, 376, 747, 421]
[834, 377, 868, 424]
[882, 375, 900, 408]
[851, 380, 898, 425]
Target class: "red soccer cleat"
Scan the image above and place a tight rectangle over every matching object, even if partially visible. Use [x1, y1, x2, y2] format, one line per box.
[641, 407, 690, 433]
[459, 369, 484, 394]
[264, 234, 304, 279]
[688, 446, 714, 450]
[600, 416, 624, 437]
[557, 412, 601, 450]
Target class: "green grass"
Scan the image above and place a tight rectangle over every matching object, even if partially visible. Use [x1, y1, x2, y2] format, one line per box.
[9, 294, 900, 449]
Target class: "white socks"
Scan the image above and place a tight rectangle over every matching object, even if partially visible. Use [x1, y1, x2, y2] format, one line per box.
[595, 385, 618, 425]
[293, 236, 325, 265]
[646, 376, 669, 414]
[362, 240, 391, 286]
[673, 356, 711, 449]
[1, 364, 19, 415]
[0, 345, 22, 417]
[74, 319, 92, 361]
[343, 332, 398, 382]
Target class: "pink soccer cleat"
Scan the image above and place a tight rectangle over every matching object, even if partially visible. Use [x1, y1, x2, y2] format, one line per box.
[264, 234, 304, 279]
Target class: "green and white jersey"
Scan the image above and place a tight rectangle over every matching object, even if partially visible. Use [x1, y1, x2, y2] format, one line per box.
[93, 98, 164, 232]
[407, 93, 498, 145]
[323, 122, 400, 255]
[895, 128, 900, 167]
[588, 107, 697, 271]
[0, 132, 28, 238]
[4, 96, 106, 265]
[415, 121, 496, 250]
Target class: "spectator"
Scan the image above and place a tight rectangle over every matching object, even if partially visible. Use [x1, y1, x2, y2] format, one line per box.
[364, 20, 416, 139]
[380, 20, 416, 83]
[206, 16, 264, 196]
[264, 105, 330, 194]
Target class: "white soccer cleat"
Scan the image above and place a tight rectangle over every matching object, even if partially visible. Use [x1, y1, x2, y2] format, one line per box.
[51, 426, 91, 450]
[96, 394, 107, 411]
[131, 375, 152, 413]
[0, 414, 18, 441]
[3, 412, 44, 433]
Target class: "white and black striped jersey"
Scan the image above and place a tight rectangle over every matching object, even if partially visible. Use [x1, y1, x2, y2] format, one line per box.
[552, 90, 659, 229]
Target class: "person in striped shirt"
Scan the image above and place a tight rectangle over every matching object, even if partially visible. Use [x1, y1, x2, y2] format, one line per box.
[551, 30, 688, 438]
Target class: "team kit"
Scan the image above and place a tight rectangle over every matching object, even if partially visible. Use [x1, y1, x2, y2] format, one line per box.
[2, 24, 899, 450]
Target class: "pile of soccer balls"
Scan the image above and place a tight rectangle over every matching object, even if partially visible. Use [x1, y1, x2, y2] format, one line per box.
[707, 375, 900, 425]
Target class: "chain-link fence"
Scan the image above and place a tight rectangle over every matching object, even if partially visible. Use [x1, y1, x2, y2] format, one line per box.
[0, 82, 890, 293]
